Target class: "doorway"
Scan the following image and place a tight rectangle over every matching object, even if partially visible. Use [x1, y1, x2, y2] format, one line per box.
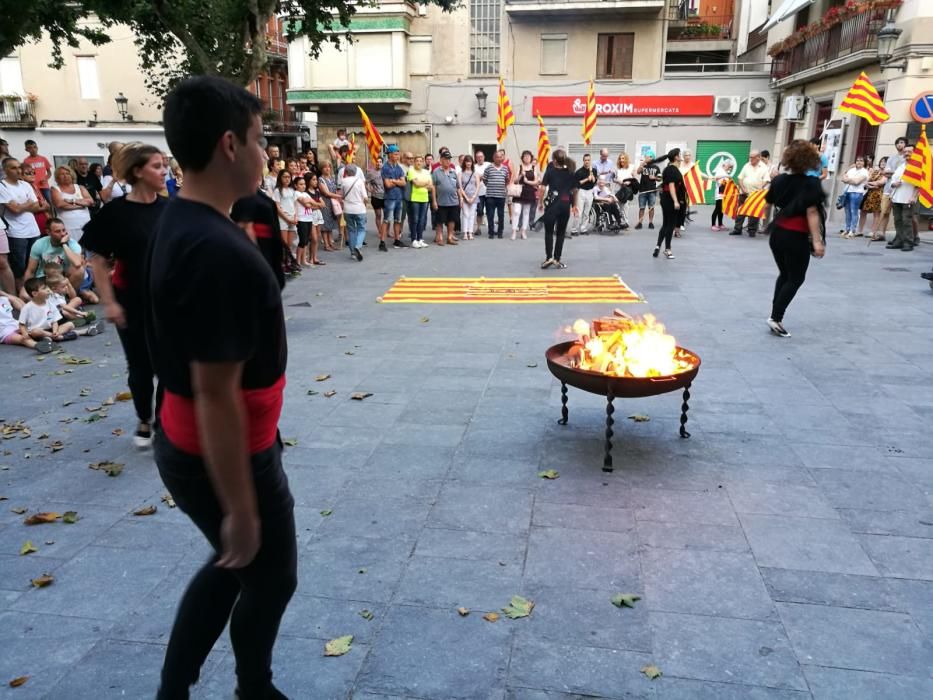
[471, 143, 497, 161]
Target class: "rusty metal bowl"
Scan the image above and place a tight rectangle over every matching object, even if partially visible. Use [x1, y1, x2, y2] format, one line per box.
[545, 340, 701, 399]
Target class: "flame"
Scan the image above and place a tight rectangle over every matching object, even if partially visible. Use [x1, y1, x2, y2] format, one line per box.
[570, 314, 694, 378]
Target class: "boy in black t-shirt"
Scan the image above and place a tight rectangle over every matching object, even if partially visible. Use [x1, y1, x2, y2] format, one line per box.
[146, 76, 295, 700]
[231, 187, 286, 290]
[635, 157, 661, 229]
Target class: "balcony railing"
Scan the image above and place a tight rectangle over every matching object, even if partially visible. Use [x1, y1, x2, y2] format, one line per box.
[262, 108, 302, 134]
[667, 15, 734, 41]
[770, 7, 886, 81]
[0, 97, 37, 128]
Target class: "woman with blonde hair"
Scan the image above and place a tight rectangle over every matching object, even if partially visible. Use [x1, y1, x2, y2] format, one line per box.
[51, 165, 93, 241]
[614, 152, 636, 230]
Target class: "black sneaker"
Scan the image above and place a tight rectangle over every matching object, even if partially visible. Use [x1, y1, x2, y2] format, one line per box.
[652, 246, 660, 258]
[648, 223, 655, 229]
[921, 272, 933, 281]
[729, 230, 742, 236]
[354, 248, 363, 261]
[379, 241, 388, 252]
[134, 421, 153, 449]
[392, 240, 404, 248]
[901, 244, 914, 252]
[634, 223, 643, 230]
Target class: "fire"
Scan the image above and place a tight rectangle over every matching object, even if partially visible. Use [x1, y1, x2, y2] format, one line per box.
[567, 314, 695, 378]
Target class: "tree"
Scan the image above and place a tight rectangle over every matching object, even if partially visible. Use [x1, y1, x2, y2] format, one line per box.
[1, 0, 459, 101]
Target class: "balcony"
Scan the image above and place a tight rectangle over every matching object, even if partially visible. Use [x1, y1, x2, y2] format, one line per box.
[769, 6, 887, 86]
[0, 96, 37, 129]
[505, 0, 665, 17]
[262, 108, 303, 136]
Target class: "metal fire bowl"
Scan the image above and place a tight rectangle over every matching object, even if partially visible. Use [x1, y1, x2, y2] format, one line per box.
[545, 341, 701, 399]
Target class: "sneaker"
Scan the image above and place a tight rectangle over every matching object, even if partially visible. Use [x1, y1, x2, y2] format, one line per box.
[554, 260, 567, 269]
[134, 422, 153, 450]
[767, 319, 790, 338]
[541, 258, 555, 269]
[652, 246, 660, 258]
[393, 240, 406, 248]
[664, 249, 675, 259]
[35, 337, 53, 354]
[901, 244, 914, 252]
[354, 248, 363, 261]
[729, 229, 742, 236]
[379, 241, 388, 252]
[921, 272, 933, 281]
[61, 330, 78, 341]
[634, 223, 643, 230]
[648, 223, 655, 229]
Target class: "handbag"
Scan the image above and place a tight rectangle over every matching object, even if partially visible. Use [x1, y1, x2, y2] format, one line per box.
[507, 183, 523, 198]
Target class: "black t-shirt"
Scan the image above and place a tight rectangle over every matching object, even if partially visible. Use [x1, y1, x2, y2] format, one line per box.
[660, 164, 685, 201]
[76, 173, 102, 204]
[766, 173, 825, 216]
[81, 196, 167, 301]
[231, 191, 285, 290]
[145, 198, 287, 398]
[574, 166, 597, 191]
[542, 166, 578, 203]
[640, 163, 661, 191]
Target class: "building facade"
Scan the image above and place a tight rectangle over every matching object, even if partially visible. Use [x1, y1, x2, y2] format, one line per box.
[287, 0, 777, 189]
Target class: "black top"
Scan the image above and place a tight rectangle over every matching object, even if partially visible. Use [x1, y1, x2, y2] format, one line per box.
[76, 173, 102, 207]
[574, 166, 598, 191]
[231, 191, 286, 290]
[660, 164, 685, 201]
[81, 196, 167, 302]
[639, 163, 661, 192]
[542, 166, 578, 204]
[145, 198, 287, 397]
[766, 173, 825, 216]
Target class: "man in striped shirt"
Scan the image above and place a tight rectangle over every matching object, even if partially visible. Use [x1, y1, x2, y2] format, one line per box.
[483, 151, 510, 239]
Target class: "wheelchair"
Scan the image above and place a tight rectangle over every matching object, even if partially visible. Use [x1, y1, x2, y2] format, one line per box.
[587, 198, 625, 233]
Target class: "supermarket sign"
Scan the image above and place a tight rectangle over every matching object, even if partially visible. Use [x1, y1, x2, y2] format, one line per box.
[531, 95, 715, 117]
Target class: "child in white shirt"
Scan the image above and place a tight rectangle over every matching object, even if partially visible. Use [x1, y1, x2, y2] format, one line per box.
[47, 272, 93, 323]
[1, 291, 52, 353]
[19, 278, 76, 342]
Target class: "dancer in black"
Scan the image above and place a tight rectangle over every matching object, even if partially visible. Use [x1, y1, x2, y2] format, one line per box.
[652, 149, 685, 260]
[538, 150, 579, 269]
[81, 142, 167, 447]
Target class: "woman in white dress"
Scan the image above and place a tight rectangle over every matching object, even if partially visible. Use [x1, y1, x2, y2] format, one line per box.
[50, 166, 93, 241]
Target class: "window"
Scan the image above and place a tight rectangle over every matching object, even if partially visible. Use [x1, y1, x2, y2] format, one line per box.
[469, 0, 500, 76]
[596, 34, 634, 80]
[812, 101, 832, 139]
[76, 56, 100, 99]
[0, 57, 24, 95]
[854, 92, 882, 160]
[410, 36, 433, 76]
[540, 34, 567, 75]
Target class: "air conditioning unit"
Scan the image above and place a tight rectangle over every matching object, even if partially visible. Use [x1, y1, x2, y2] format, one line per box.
[783, 95, 807, 121]
[745, 92, 778, 120]
[714, 95, 742, 115]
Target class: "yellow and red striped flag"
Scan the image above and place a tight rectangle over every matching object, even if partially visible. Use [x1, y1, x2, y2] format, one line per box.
[737, 188, 769, 218]
[721, 179, 739, 219]
[838, 71, 890, 126]
[358, 105, 384, 165]
[683, 163, 705, 206]
[496, 78, 516, 144]
[581, 79, 597, 146]
[536, 112, 551, 171]
[344, 133, 356, 163]
[902, 124, 933, 208]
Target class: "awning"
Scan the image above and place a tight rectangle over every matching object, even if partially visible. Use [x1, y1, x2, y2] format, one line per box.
[762, 0, 816, 32]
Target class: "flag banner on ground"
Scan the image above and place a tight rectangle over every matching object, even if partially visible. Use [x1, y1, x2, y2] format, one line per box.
[902, 124, 933, 208]
[721, 179, 739, 219]
[379, 277, 642, 304]
[537, 113, 551, 171]
[582, 79, 597, 146]
[737, 188, 768, 218]
[358, 105, 385, 165]
[838, 71, 890, 126]
[683, 163, 705, 206]
[497, 78, 516, 144]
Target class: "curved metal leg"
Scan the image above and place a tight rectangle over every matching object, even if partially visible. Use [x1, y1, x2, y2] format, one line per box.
[603, 388, 615, 472]
[557, 382, 569, 425]
[679, 383, 692, 439]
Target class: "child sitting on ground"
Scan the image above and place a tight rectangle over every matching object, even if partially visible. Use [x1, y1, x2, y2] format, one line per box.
[19, 278, 78, 343]
[1, 290, 53, 353]
[46, 269, 95, 324]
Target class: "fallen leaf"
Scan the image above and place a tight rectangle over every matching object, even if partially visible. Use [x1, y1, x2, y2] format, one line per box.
[20, 540, 37, 555]
[641, 664, 662, 680]
[11, 506, 28, 515]
[8, 676, 29, 688]
[160, 494, 176, 508]
[62, 511, 79, 524]
[36, 433, 49, 440]
[344, 351, 354, 356]
[526, 362, 538, 368]
[44, 540, 54, 545]
[420, 316, 430, 323]
[357, 568, 367, 574]
[501, 595, 535, 619]
[112, 429, 124, 436]
[457, 607, 470, 617]
[101, 397, 115, 406]
[84, 413, 106, 423]
[336, 334, 347, 339]
[537, 470, 560, 480]
[283, 438, 299, 447]
[315, 374, 331, 382]
[358, 609, 374, 621]
[350, 392, 373, 401]
[114, 391, 133, 402]
[133, 505, 157, 516]
[611, 593, 642, 608]
[482, 612, 499, 623]
[89, 461, 123, 476]
[79, 388, 90, 397]
[23, 512, 60, 525]
[21, 372, 35, 379]
[323, 390, 337, 398]
[62, 400, 74, 407]
[31, 574, 54, 588]
[49, 441, 64, 452]
[306, 390, 319, 396]
[628, 414, 651, 423]
[320, 509, 333, 517]
[85, 405, 103, 413]
[323, 635, 353, 657]
[0, 496, 6, 501]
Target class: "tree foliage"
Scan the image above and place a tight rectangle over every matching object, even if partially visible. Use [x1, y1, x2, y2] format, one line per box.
[1, 0, 459, 101]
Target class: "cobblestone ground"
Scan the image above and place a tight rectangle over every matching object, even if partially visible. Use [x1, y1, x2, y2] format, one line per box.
[1, 208, 932, 699]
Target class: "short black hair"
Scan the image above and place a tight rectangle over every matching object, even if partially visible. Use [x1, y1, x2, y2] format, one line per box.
[24, 139, 37, 147]
[761, 150, 770, 159]
[46, 217, 65, 229]
[163, 76, 262, 172]
[895, 136, 907, 146]
[24, 278, 45, 296]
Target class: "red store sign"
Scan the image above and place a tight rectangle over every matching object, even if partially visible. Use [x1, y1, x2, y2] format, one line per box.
[532, 95, 715, 117]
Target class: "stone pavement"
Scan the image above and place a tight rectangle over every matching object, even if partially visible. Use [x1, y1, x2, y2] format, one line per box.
[1, 209, 932, 699]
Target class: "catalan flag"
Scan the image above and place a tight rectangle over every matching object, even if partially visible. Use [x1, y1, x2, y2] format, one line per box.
[682, 163, 705, 206]
[838, 71, 890, 126]
[496, 78, 515, 144]
[737, 188, 769, 218]
[721, 179, 739, 219]
[358, 105, 385, 165]
[345, 133, 357, 163]
[536, 112, 551, 172]
[581, 79, 597, 146]
[902, 124, 933, 208]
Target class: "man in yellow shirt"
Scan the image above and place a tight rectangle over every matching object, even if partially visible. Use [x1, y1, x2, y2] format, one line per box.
[730, 150, 771, 237]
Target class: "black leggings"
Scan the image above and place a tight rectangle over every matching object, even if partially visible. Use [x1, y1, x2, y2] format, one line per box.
[115, 294, 156, 423]
[296, 220, 312, 248]
[544, 201, 570, 260]
[657, 194, 677, 250]
[712, 200, 724, 226]
[154, 433, 297, 700]
[769, 226, 811, 323]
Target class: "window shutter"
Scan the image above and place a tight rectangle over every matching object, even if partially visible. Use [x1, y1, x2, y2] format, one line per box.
[596, 35, 610, 79]
[613, 34, 634, 80]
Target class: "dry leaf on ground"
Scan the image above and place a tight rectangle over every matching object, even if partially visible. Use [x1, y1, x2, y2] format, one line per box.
[62, 511, 79, 524]
[283, 438, 298, 447]
[133, 505, 157, 516]
[537, 470, 559, 480]
[23, 512, 60, 525]
[89, 461, 123, 476]
[307, 390, 319, 396]
[323, 635, 353, 657]
[31, 574, 54, 588]
[502, 595, 535, 619]
[49, 441, 64, 452]
[114, 391, 133, 402]
[628, 414, 651, 422]
[112, 429, 124, 436]
[79, 388, 90, 397]
[20, 541, 37, 555]
[161, 494, 176, 508]
[527, 362, 538, 368]
[11, 507, 28, 515]
[320, 509, 333, 516]
[457, 607, 470, 617]
[8, 676, 29, 688]
[611, 593, 641, 609]
[641, 665, 662, 680]
[323, 390, 337, 398]
[357, 568, 367, 574]
[482, 612, 500, 622]
[350, 392, 373, 401]
[420, 317, 430, 323]
[315, 374, 331, 382]
[358, 609, 374, 621]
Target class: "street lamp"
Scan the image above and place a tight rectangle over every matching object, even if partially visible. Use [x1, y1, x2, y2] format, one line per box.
[475, 87, 488, 118]
[114, 92, 130, 120]
[876, 18, 907, 72]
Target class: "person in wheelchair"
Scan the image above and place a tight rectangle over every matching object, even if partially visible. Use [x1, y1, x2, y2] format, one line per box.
[593, 181, 624, 231]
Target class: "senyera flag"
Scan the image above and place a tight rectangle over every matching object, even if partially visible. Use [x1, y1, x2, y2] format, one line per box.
[683, 163, 705, 206]
[721, 179, 739, 219]
[838, 71, 890, 126]
[345, 133, 356, 163]
[581, 79, 597, 146]
[737, 188, 768, 218]
[358, 105, 385, 165]
[497, 78, 516, 144]
[536, 112, 551, 171]
[902, 124, 933, 208]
